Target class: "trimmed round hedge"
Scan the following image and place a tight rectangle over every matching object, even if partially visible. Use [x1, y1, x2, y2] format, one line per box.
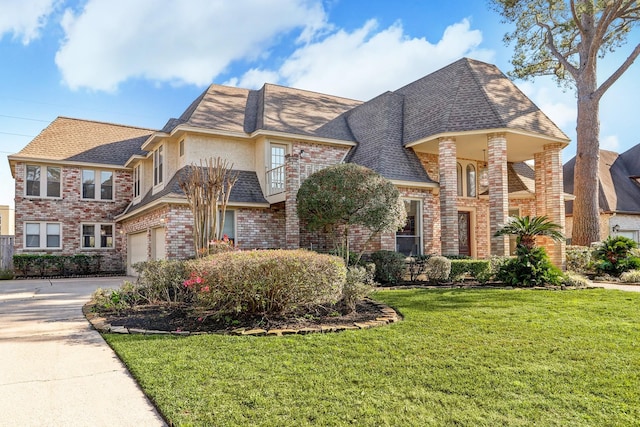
[185, 250, 346, 317]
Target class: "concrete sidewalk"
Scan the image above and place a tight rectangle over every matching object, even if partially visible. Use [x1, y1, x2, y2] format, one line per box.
[0, 277, 166, 427]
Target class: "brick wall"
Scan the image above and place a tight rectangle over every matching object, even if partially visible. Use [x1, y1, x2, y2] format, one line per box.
[14, 163, 131, 272]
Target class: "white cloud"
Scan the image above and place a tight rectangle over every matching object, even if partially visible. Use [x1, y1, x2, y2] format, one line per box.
[518, 81, 577, 130]
[601, 135, 620, 151]
[55, 0, 328, 91]
[0, 0, 57, 44]
[234, 18, 495, 100]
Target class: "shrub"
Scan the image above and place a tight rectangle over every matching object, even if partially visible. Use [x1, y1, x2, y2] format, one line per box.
[208, 235, 239, 255]
[566, 245, 593, 273]
[0, 269, 14, 280]
[562, 272, 592, 288]
[495, 246, 563, 287]
[448, 259, 491, 283]
[593, 235, 640, 277]
[620, 269, 640, 283]
[185, 250, 346, 317]
[12, 254, 105, 277]
[91, 287, 133, 313]
[425, 256, 451, 283]
[370, 250, 406, 284]
[407, 255, 431, 281]
[341, 264, 375, 313]
[132, 260, 190, 304]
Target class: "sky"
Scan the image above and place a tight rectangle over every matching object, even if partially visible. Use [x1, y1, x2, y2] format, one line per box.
[1, 0, 639, 211]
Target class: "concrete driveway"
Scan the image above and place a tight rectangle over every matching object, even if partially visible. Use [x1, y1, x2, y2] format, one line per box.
[0, 277, 166, 427]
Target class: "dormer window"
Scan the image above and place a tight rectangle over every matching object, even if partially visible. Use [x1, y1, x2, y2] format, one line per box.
[154, 145, 164, 186]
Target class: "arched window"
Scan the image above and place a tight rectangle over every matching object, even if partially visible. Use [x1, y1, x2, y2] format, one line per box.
[466, 164, 476, 197]
[456, 163, 463, 196]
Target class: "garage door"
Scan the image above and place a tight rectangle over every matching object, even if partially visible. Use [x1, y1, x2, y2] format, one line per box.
[152, 227, 166, 261]
[128, 232, 148, 276]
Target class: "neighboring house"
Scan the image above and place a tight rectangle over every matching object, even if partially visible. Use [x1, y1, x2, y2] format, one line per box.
[0, 205, 14, 235]
[564, 145, 640, 244]
[9, 58, 570, 274]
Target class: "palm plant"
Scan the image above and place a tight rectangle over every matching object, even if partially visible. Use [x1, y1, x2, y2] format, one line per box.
[495, 215, 564, 250]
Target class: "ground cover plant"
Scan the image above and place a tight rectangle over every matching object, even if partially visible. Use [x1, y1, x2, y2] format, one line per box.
[104, 288, 640, 426]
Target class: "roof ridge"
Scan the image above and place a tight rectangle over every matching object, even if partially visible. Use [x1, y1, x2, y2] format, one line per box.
[442, 62, 465, 131]
[465, 59, 507, 129]
[56, 116, 156, 132]
[261, 82, 362, 103]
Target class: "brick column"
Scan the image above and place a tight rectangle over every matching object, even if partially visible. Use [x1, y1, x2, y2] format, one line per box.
[285, 153, 300, 249]
[534, 151, 545, 217]
[438, 137, 459, 256]
[488, 133, 509, 256]
[540, 143, 566, 267]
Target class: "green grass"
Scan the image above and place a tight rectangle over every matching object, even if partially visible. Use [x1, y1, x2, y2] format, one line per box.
[104, 289, 640, 426]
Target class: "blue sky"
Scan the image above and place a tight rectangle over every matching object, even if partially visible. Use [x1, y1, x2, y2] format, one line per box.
[1, 0, 639, 210]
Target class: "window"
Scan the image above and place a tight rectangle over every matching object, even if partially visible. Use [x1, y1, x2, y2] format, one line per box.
[221, 210, 235, 242]
[466, 164, 476, 197]
[456, 163, 463, 196]
[179, 139, 184, 157]
[396, 200, 422, 256]
[133, 164, 141, 198]
[267, 143, 287, 195]
[81, 223, 114, 248]
[25, 165, 61, 198]
[25, 222, 61, 249]
[82, 170, 113, 200]
[154, 145, 164, 186]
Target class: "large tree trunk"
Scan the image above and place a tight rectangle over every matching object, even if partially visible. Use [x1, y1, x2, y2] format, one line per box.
[572, 63, 601, 246]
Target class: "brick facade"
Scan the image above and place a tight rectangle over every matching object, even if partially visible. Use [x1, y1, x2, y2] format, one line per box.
[13, 163, 131, 272]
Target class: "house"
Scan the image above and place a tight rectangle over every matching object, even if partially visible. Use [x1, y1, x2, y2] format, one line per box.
[564, 145, 640, 244]
[8, 58, 570, 275]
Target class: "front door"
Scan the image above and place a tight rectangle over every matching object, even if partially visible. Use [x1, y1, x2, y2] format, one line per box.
[458, 211, 471, 256]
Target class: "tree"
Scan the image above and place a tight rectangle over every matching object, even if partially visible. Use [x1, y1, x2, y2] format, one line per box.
[494, 215, 565, 249]
[297, 164, 407, 265]
[178, 157, 238, 257]
[490, 0, 640, 246]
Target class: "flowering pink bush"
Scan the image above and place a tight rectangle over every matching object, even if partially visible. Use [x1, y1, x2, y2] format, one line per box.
[185, 249, 346, 317]
[207, 234, 239, 255]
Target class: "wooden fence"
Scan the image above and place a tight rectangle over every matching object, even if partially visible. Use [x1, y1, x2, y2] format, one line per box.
[0, 236, 14, 270]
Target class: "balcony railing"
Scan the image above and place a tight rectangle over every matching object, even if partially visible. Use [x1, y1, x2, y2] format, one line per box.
[266, 165, 285, 196]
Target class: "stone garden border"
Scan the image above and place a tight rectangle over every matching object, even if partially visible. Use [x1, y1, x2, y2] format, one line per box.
[83, 299, 401, 337]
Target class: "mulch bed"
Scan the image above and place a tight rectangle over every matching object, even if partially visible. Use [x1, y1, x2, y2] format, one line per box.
[102, 299, 389, 334]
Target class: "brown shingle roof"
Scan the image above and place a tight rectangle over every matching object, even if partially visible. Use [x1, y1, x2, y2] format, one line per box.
[564, 146, 640, 214]
[395, 58, 569, 143]
[10, 117, 153, 166]
[163, 83, 361, 136]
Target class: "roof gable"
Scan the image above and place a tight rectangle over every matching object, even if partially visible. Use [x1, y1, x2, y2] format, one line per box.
[10, 117, 153, 166]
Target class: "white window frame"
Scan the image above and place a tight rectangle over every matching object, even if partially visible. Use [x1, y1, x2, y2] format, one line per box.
[80, 222, 115, 249]
[133, 163, 142, 200]
[81, 169, 114, 201]
[456, 160, 478, 199]
[24, 165, 62, 199]
[179, 139, 185, 157]
[24, 221, 62, 249]
[153, 144, 164, 187]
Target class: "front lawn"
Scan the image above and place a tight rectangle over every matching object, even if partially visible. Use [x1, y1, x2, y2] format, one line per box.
[104, 289, 640, 426]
